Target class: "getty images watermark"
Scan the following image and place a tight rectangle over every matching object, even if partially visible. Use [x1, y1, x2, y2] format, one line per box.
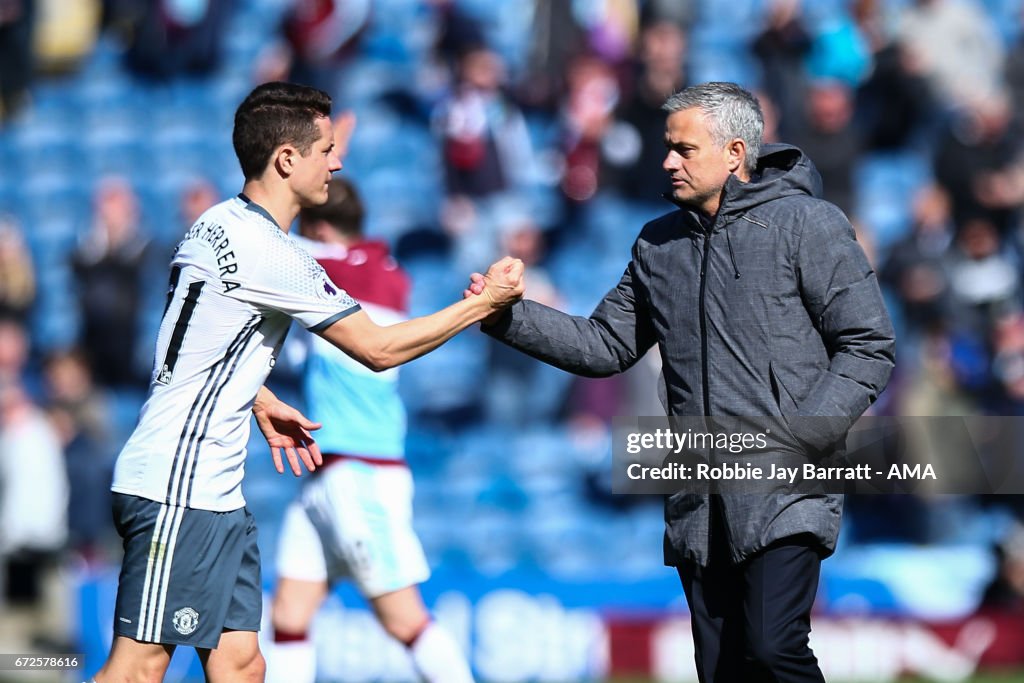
[612, 416, 1024, 495]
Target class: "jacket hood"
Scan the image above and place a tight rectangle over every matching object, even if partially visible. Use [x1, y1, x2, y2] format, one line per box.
[718, 143, 822, 219]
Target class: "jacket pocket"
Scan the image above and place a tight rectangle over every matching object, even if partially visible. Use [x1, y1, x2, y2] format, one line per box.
[768, 361, 809, 453]
[768, 360, 798, 416]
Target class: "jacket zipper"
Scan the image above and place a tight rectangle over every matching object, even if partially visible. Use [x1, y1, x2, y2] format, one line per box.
[698, 228, 712, 415]
[698, 226, 723, 556]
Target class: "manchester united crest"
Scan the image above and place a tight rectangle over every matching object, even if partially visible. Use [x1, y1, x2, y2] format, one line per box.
[173, 607, 200, 635]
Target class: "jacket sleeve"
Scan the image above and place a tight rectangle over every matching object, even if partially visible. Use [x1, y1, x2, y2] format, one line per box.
[484, 255, 657, 378]
[793, 203, 896, 452]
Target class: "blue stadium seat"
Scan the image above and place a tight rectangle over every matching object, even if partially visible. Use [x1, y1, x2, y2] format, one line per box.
[26, 245, 79, 352]
[20, 172, 89, 245]
[821, 575, 900, 615]
[854, 150, 931, 252]
[482, 2, 535, 74]
[979, 0, 1022, 46]
[461, 508, 526, 574]
[7, 109, 83, 178]
[411, 505, 454, 562]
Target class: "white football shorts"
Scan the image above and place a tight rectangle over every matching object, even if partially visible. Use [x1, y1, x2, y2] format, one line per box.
[276, 459, 430, 597]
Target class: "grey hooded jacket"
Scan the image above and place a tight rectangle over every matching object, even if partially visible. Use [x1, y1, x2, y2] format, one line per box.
[485, 144, 896, 566]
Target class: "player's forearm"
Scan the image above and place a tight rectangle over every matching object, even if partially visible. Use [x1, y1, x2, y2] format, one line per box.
[370, 295, 495, 369]
[324, 257, 524, 370]
[324, 296, 497, 372]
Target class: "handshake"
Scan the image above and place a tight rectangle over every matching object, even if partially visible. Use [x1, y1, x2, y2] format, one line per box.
[464, 256, 526, 323]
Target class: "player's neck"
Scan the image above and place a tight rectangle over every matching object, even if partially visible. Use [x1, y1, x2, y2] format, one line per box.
[240, 180, 299, 233]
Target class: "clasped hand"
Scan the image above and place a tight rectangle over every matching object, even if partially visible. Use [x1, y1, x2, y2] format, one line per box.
[464, 256, 525, 315]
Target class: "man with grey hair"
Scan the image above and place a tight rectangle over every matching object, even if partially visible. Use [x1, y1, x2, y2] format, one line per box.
[468, 81, 895, 681]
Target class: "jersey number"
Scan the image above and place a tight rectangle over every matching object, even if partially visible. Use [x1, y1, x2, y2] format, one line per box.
[156, 271, 206, 385]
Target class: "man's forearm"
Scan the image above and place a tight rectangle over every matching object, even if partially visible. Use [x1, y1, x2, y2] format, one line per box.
[485, 300, 647, 378]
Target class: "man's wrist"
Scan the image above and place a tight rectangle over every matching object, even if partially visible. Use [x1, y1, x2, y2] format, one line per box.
[466, 289, 501, 321]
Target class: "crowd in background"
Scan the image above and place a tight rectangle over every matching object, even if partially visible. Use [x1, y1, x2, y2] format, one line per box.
[4, 0, 1024, 653]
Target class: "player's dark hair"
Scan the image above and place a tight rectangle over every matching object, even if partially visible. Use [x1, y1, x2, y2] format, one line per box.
[300, 177, 365, 238]
[233, 82, 332, 180]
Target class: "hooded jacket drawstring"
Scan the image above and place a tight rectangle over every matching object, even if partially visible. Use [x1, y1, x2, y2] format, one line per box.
[725, 224, 741, 279]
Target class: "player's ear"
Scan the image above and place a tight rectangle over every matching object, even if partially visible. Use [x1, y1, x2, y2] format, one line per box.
[274, 144, 297, 177]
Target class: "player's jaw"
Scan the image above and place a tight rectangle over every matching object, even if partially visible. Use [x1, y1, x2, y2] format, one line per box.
[298, 182, 331, 207]
[294, 161, 336, 207]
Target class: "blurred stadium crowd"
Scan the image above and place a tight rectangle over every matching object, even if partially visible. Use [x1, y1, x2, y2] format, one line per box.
[4, 0, 1024, 668]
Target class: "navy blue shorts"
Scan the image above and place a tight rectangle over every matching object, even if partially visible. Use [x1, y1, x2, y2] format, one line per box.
[111, 493, 261, 649]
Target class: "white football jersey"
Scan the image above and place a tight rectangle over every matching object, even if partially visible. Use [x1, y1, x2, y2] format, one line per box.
[111, 195, 360, 511]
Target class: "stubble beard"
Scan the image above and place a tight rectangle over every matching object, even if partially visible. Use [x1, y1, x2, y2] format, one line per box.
[673, 184, 713, 209]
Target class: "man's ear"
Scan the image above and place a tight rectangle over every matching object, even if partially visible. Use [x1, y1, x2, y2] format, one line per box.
[727, 138, 747, 175]
[274, 144, 297, 177]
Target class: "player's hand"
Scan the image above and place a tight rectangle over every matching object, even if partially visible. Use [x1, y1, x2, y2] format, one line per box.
[253, 388, 323, 476]
[463, 271, 499, 326]
[463, 258, 523, 325]
[463, 279, 501, 326]
[465, 271, 486, 298]
[481, 256, 525, 308]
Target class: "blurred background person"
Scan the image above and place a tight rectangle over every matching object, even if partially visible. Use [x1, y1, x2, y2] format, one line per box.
[70, 175, 155, 389]
[41, 346, 117, 565]
[895, 0, 1005, 111]
[0, 215, 35, 321]
[751, 0, 811, 140]
[789, 78, 861, 215]
[120, 0, 231, 79]
[933, 91, 1024, 235]
[854, 4, 937, 153]
[433, 43, 534, 272]
[255, 0, 371, 94]
[0, 0, 34, 122]
[555, 52, 620, 207]
[880, 183, 954, 347]
[0, 315, 70, 653]
[980, 521, 1024, 611]
[433, 44, 533, 201]
[601, 16, 689, 205]
[178, 176, 221, 229]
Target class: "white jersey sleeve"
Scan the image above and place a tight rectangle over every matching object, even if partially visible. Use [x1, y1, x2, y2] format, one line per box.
[223, 214, 360, 331]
